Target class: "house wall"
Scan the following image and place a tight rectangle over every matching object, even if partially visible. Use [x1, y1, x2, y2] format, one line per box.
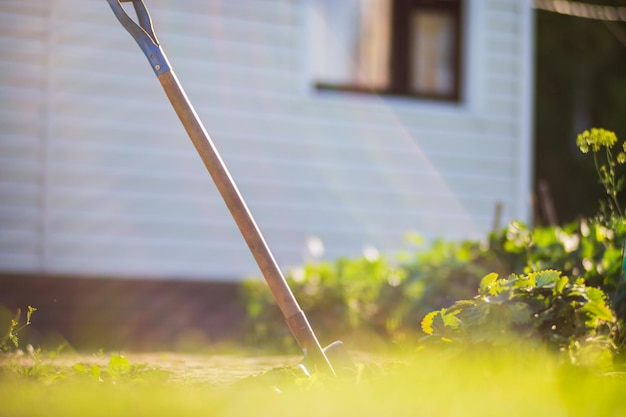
[0, 0, 534, 282]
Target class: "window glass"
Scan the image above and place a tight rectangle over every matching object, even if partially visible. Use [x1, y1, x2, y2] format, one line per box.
[311, 0, 461, 101]
[410, 10, 455, 96]
[311, 0, 391, 89]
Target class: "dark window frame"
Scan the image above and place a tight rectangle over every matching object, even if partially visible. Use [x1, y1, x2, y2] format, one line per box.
[315, 0, 463, 102]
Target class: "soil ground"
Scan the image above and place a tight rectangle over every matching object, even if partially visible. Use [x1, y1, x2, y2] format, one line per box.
[0, 351, 304, 385]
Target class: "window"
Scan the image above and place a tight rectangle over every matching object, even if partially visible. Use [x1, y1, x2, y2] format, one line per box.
[311, 0, 463, 101]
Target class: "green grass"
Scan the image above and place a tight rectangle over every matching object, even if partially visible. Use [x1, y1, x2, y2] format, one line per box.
[1, 347, 625, 417]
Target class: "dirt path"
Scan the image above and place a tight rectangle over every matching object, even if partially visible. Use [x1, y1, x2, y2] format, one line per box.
[0, 351, 303, 385]
[125, 353, 302, 384]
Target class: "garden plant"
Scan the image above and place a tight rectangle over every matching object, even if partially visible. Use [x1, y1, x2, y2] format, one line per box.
[1, 128, 625, 416]
[242, 128, 626, 360]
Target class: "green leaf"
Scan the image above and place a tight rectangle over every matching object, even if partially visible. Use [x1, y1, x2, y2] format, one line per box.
[107, 355, 131, 379]
[513, 273, 535, 290]
[534, 270, 561, 288]
[480, 273, 499, 295]
[421, 311, 438, 335]
[26, 306, 36, 325]
[581, 288, 615, 323]
[72, 363, 87, 374]
[555, 276, 568, 294]
[91, 365, 102, 380]
[582, 302, 616, 324]
[441, 308, 462, 330]
[8, 319, 18, 348]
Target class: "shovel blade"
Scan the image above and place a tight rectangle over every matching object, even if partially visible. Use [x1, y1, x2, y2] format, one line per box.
[300, 340, 354, 377]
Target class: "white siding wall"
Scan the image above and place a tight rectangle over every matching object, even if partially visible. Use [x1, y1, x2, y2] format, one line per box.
[0, 3, 48, 271]
[0, 0, 534, 281]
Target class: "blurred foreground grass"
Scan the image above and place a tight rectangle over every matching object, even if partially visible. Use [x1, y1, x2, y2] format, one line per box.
[1, 347, 625, 417]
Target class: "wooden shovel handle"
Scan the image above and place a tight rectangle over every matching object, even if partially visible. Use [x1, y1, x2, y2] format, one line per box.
[157, 69, 335, 375]
[107, 0, 335, 375]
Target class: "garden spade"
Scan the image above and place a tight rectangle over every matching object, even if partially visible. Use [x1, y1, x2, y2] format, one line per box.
[106, 0, 348, 376]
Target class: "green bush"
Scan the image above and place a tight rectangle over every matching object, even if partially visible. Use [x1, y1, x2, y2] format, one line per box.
[421, 270, 616, 368]
[241, 254, 404, 350]
[240, 220, 624, 350]
[488, 220, 625, 315]
[239, 128, 625, 358]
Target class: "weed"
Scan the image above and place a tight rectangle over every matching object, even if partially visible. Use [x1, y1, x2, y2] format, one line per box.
[576, 128, 626, 221]
[0, 306, 36, 352]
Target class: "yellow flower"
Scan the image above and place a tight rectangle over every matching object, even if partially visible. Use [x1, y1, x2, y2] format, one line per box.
[576, 130, 591, 153]
[576, 128, 618, 153]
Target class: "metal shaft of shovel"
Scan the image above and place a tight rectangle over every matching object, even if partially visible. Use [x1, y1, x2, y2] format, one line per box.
[106, 0, 335, 375]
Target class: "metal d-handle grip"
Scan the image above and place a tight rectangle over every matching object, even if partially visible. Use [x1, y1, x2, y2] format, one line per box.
[106, 0, 171, 75]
